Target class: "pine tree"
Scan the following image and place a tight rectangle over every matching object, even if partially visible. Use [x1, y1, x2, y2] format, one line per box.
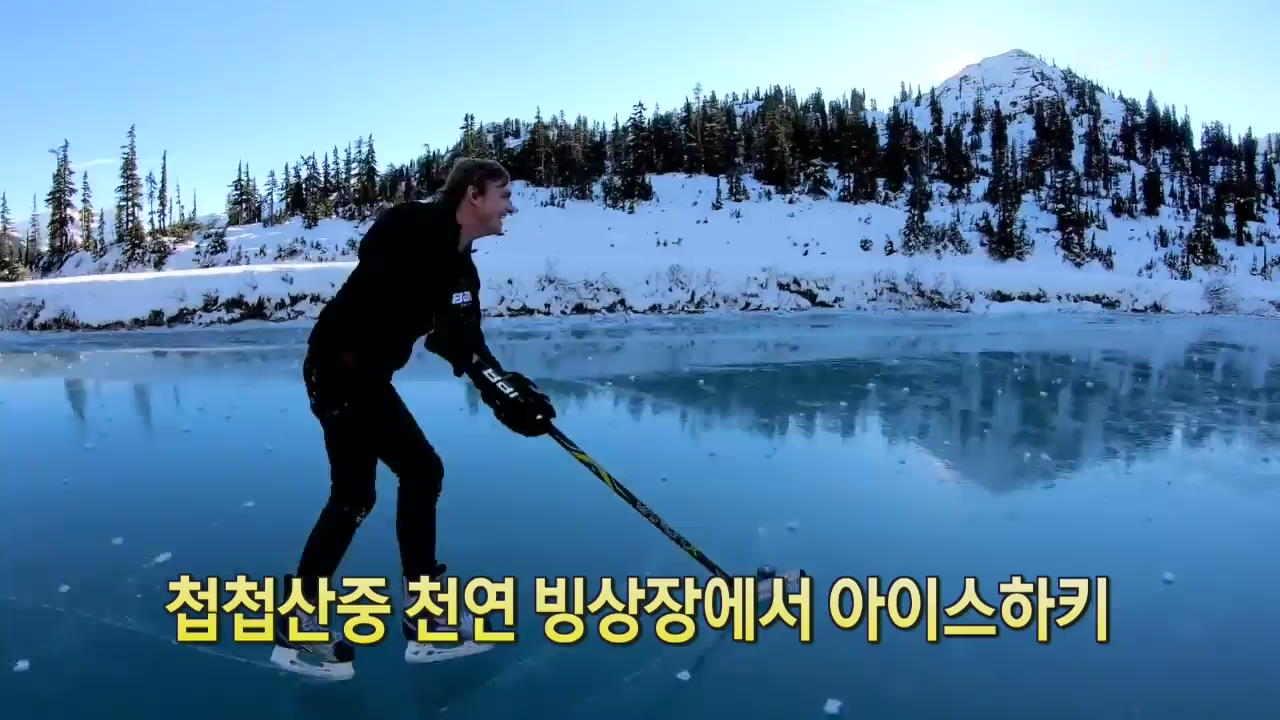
[44, 139, 77, 267]
[146, 171, 157, 232]
[757, 100, 797, 194]
[360, 134, 379, 210]
[1052, 167, 1088, 266]
[79, 172, 94, 254]
[1141, 156, 1163, 216]
[879, 104, 910, 194]
[114, 125, 147, 267]
[331, 145, 342, 201]
[157, 151, 168, 231]
[970, 91, 987, 140]
[942, 120, 974, 199]
[94, 209, 106, 258]
[900, 161, 932, 256]
[1187, 211, 1221, 267]
[226, 162, 244, 226]
[0, 193, 11, 265]
[303, 154, 323, 228]
[263, 170, 278, 225]
[984, 102, 1009, 205]
[27, 194, 42, 269]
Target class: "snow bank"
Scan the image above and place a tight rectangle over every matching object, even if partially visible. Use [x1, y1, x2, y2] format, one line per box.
[2, 173, 1278, 330]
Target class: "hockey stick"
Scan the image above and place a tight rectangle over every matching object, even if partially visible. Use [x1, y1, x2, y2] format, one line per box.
[468, 356, 803, 588]
[547, 422, 807, 589]
[546, 423, 733, 581]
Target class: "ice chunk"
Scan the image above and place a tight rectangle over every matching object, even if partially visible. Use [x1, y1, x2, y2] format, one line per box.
[785, 521, 800, 533]
[111, 537, 124, 545]
[823, 698, 842, 715]
[242, 500, 255, 508]
[13, 659, 29, 672]
[1162, 571, 1176, 585]
[265, 445, 273, 452]
[147, 552, 173, 567]
[58, 584, 70, 593]
[676, 670, 691, 681]
[83, 442, 95, 450]
[1039, 391, 1048, 397]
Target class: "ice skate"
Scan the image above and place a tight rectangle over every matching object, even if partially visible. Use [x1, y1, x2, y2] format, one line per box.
[402, 564, 494, 664]
[269, 575, 356, 681]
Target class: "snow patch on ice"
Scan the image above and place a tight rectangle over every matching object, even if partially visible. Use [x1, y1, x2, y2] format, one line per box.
[824, 698, 843, 715]
[12, 659, 30, 672]
[676, 669, 691, 681]
[145, 552, 173, 567]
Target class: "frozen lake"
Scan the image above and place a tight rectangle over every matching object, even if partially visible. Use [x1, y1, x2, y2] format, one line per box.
[2, 310, 1278, 719]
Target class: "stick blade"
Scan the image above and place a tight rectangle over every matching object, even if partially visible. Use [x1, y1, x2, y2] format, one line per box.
[755, 568, 806, 604]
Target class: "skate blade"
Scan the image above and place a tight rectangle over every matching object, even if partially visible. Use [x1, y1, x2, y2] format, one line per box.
[269, 645, 355, 681]
[405, 640, 493, 664]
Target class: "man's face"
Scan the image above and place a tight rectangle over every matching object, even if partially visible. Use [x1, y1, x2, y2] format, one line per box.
[471, 180, 514, 236]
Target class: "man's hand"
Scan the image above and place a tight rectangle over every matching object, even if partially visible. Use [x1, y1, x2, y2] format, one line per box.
[469, 366, 556, 437]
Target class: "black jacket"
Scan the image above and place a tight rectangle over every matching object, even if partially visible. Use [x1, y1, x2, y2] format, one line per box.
[306, 198, 502, 379]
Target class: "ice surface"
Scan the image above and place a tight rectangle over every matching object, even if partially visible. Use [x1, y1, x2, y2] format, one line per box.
[1, 311, 1279, 718]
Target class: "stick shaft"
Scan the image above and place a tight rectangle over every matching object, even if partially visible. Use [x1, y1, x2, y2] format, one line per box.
[548, 424, 731, 580]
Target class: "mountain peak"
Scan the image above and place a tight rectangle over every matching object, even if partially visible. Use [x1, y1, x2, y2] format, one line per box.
[925, 46, 1072, 114]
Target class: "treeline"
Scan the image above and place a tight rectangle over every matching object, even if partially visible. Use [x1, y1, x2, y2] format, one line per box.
[230, 68, 1279, 272]
[7, 61, 1279, 283]
[0, 125, 203, 280]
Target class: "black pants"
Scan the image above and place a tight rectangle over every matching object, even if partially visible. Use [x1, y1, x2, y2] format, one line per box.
[295, 349, 444, 595]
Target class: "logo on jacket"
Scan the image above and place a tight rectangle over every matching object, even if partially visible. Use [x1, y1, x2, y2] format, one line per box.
[451, 291, 473, 305]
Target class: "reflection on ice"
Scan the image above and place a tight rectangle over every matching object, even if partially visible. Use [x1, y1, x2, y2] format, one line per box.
[1, 311, 1279, 719]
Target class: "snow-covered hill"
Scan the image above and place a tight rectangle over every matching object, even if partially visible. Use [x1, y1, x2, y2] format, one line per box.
[1, 49, 1277, 331]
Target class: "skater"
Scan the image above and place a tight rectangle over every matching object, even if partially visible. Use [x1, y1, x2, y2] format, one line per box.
[271, 157, 557, 679]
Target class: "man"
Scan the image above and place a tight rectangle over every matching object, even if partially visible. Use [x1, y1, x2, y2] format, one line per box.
[270, 157, 557, 680]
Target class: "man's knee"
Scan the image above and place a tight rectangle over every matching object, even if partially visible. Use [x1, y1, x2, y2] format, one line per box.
[396, 448, 444, 500]
[327, 483, 377, 526]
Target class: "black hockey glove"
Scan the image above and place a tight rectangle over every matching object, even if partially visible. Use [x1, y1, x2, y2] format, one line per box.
[467, 365, 556, 437]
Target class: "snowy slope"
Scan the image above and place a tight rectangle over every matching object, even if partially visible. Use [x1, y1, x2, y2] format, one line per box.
[2, 171, 1277, 331]
[2, 49, 1278, 330]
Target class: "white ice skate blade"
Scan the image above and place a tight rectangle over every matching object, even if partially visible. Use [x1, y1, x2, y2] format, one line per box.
[405, 640, 493, 664]
[269, 645, 355, 681]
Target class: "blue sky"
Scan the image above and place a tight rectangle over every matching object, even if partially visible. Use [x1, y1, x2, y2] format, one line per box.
[1, 0, 1274, 226]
